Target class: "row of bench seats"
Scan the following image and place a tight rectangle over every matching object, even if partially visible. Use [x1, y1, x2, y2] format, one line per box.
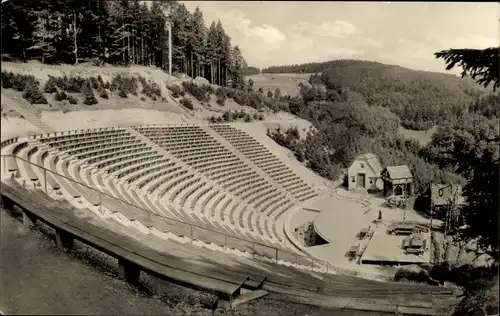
[35, 127, 293, 251]
[5, 124, 321, 260]
[211, 124, 318, 202]
[133, 126, 295, 243]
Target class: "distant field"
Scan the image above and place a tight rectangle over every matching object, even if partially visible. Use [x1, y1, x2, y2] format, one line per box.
[398, 126, 437, 146]
[245, 73, 314, 97]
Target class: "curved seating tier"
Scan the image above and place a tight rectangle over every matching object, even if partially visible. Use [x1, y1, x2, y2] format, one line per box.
[210, 124, 318, 202]
[1, 124, 329, 265]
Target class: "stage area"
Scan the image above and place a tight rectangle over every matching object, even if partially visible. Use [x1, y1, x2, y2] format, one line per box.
[294, 188, 435, 277]
[360, 232, 430, 265]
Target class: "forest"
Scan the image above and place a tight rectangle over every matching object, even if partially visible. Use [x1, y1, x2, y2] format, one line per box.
[0, 0, 248, 88]
[269, 60, 490, 130]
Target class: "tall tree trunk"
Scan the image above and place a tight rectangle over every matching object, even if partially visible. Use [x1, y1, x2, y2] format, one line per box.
[141, 37, 144, 65]
[190, 51, 193, 78]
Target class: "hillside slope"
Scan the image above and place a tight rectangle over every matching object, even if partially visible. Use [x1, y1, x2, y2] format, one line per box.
[263, 59, 490, 130]
[0, 61, 334, 193]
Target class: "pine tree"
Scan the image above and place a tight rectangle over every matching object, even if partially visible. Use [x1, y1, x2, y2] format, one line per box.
[191, 6, 206, 78]
[205, 22, 218, 84]
[0, 0, 251, 80]
[230, 45, 247, 88]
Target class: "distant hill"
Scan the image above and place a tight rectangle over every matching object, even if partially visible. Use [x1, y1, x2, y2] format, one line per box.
[264, 59, 491, 130]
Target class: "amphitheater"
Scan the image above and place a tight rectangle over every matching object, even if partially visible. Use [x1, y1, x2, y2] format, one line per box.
[0, 101, 459, 315]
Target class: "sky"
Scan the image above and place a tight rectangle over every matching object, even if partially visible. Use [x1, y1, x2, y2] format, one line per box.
[181, 1, 499, 73]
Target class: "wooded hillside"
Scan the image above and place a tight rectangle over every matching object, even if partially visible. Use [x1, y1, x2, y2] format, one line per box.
[1, 0, 248, 88]
[264, 60, 489, 130]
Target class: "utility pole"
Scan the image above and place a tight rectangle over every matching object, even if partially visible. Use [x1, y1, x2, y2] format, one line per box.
[165, 6, 172, 87]
[167, 20, 172, 87]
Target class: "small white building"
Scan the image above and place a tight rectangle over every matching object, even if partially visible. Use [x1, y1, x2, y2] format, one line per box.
[347, 153, 383, 191]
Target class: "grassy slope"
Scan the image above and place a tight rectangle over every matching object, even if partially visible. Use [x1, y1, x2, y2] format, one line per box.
[2, 209, 390, 316]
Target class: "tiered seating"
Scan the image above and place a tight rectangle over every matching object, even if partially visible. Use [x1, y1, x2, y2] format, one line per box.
[1, 129, 459, 314]
[2, 125, 311, 262]
[134, 126, 294, 244]
[211, 124, 318, 202]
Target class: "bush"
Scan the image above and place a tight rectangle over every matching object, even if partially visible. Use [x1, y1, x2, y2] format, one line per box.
[54, 91, 68, 101]
[81, 81, 98, 105]
[138, 76, 162, 99]
[44, 76, 58, 93]
[89, 76, 100, 90]
[216, 96, 226, 106]
[68, 96, 78, 104]
[67, 75, 86, 93]
[22, 82, 48, 104]
[110, 74, 138, 95]
[140, 96, 146, 101]
[1, 71, 14, 89]
[99, 88, 109, 99]
[2, 72, 39, 92]
[118, 89, 128, 98]
[97, 75, 107, 89]
[180, 97, 194, 110]
[394, 268, 431, 284]
[168, 84, 184, 98]
[181, 81, 210, 102]
[244, 113, 252, 122]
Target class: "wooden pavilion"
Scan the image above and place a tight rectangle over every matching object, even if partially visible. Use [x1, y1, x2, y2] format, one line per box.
[380, 165, 413, 197]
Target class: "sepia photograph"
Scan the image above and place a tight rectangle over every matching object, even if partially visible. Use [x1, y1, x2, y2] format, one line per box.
[0, 1, 498, 315]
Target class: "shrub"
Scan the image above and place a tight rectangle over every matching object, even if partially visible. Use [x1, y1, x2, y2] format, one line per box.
[181, 81, 210, 102]
[1, 71, 14, 89]
[140, 96, 146, 101]
[99, 88, 109, 99]
[54, 91, 68, 101]
[394, 268, 430, 284]
[44, 76, 58, 93]
[180, 97, 194, 110]
[81, 80, 98, 105]
[138, 76, 162, 99]
[22, 82, 48, 104]
[3, 73, 39, 92]
[244, 113, 252, 122]
[89, 76, 100, 90]
[68, 96, 78, 104]
[118, 89, 128, 98]
[97, 75, 107, 89]
[168, 84, 184, 98]
[67, 75, 86, 93]
[110, 74, 138, 95]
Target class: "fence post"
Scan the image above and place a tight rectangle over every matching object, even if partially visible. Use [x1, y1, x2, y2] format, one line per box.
[44, 168, 47, 195]
[275, 248, 279, 263]
[99, 192, 103, 215]
[311, 258, 314, 271]
[224, 235, 227, 251]
[190, 225, 193, 243]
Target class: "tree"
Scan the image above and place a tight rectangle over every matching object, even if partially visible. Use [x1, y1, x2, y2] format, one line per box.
[274, 88, 282, 100]
[191, 6, 206, 78]
[435, 47, 499, 91]
[230, 45, 247, 88]
[435, 46, 500, 262]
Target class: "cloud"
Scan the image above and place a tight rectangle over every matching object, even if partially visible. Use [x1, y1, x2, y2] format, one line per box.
[216, 10, 286, 49]
[291, 20, 358, 38]
[359, 37, 383, 48]
[428, 34, 498, 49]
